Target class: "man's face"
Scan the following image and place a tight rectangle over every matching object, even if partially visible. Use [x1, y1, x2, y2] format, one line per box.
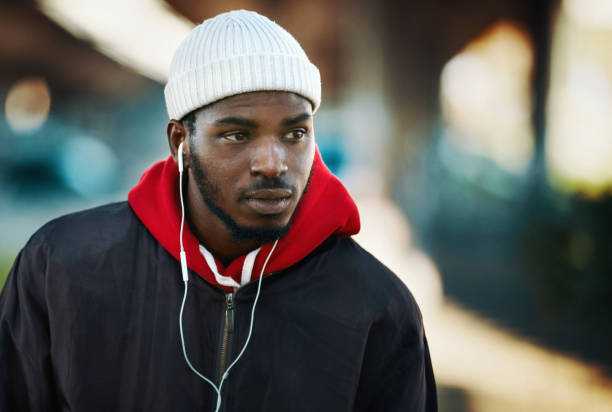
[186, 91, 315, 242]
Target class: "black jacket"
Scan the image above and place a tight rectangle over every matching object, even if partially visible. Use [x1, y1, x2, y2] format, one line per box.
[0, 202, 437, 411]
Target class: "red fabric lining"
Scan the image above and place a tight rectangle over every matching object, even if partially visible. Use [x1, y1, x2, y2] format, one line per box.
[128, 148, 360, 291]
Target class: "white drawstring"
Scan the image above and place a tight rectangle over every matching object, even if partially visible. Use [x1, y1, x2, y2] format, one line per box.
[198, 245, 262, 288]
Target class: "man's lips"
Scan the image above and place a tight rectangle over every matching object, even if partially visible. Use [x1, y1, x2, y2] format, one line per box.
[242, 189, 293, 215]
[243, 188, 293, 200]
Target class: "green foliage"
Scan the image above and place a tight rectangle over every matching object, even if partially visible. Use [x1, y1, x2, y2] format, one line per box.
[0, 252, 17, 291]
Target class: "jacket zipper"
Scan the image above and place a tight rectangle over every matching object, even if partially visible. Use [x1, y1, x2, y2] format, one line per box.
[218, 292, 235, 383]
[216, 273, 279, 383]
[215, 275, 277, 410]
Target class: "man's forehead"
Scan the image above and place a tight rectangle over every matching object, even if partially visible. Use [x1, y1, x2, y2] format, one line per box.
[198, 91, 312, 120]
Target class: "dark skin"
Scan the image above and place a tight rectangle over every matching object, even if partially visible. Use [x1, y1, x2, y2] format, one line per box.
[167, 91, 315, 265]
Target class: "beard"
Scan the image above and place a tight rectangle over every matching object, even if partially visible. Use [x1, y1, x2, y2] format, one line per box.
[188, 149, 301, 244]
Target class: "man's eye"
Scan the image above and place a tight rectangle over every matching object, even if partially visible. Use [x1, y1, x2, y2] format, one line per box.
[222, 132, 247, 142]
[283, 129, 306, 140]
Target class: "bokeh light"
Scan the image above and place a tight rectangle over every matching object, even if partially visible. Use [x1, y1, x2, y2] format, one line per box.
[564, 0, 612, 29]
[57, 136, 119, 197]
[546, 2, 612, 198]
[4, 76, 51, 134]
[38, 0, 194, 81]
[440, 21, 534, 175]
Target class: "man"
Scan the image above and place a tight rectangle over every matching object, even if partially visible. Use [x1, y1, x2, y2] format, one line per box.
[0, 10, 437, 412]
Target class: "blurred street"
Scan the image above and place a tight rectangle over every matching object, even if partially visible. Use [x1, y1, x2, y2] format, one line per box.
[356, 196, 612, 411]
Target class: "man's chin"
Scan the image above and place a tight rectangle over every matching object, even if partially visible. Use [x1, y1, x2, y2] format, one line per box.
[228, 222, 290, 243]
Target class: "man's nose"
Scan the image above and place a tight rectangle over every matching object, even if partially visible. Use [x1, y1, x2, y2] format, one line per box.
[250, 137, 288, 178]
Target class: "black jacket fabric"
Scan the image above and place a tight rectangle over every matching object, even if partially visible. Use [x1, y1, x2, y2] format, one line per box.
[0, 202, 437, 411]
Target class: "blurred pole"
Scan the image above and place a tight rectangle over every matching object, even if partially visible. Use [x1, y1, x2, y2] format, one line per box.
[525, 0, 559, 202]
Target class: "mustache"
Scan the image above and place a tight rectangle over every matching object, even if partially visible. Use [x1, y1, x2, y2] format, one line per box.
[244, 177, 294, 192]
[239, 177, 296, 198]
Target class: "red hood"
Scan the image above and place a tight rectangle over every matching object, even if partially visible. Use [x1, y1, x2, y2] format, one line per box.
[128, 148, 360, 291]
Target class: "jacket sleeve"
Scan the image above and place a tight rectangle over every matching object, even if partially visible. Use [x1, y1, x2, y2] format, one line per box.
[0, 241, 59, 411]
[354, 298, 438, 412]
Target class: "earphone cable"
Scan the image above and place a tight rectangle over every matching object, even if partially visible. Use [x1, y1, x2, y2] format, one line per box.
[179, 241, 278, 412]
[177, 146, 279, 411]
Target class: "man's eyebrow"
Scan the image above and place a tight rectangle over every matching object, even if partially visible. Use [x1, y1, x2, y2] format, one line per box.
[282, 113, 312, 127]
[213, 117, 258, 127]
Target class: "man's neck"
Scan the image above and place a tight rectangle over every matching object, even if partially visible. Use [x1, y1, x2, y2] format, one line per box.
[185, 185, 261, 267]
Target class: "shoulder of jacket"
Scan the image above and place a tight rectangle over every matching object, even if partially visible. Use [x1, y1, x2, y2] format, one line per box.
[315, 236, 424, 328]
[8, 202, 141, 290]
[26, 201, 138, 254]
[321, 237, 408, 288]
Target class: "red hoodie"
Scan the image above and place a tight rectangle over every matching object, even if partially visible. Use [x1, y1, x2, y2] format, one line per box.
[128, 148, 360, 292]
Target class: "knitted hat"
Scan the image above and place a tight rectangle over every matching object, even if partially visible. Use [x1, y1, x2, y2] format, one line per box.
[164, 10, 321, 120]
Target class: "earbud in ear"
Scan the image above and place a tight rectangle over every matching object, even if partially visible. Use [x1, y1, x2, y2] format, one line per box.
[178, 141, 185, 173]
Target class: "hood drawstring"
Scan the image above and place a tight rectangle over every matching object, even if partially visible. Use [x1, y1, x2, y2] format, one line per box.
[199, 245, 261, 289]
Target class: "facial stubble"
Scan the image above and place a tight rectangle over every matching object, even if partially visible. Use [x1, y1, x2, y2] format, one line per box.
[188, 148, 310, 244]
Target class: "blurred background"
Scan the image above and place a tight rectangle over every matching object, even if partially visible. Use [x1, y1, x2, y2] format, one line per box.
[1, 0, 612, 410]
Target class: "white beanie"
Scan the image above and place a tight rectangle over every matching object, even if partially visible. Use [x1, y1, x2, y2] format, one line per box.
[164, 10, 321, 120]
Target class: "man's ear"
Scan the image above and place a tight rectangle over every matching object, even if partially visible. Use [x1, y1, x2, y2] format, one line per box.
[167, 120, 190, 169]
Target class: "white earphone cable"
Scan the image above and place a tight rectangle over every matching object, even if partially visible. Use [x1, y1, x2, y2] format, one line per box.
[177, 143, 279, 411]
[179, 241, 278, 412]
[179, 170, 185, 253]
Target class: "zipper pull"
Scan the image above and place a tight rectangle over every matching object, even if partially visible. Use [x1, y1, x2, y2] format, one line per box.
[226, 293, 234, 334]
